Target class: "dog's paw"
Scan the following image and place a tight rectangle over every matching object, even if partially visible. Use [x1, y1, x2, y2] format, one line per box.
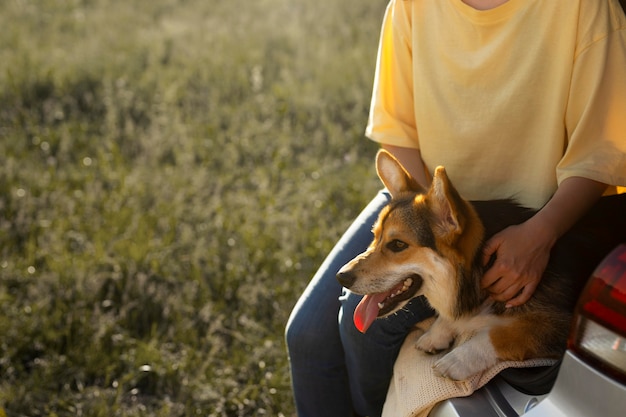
[433, 350, 476, 380]
[415, 330, 453, 354]
[432, 339, 498, 381]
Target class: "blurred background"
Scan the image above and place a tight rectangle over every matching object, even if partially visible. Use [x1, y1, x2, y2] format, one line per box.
[0, 0, 388, 415]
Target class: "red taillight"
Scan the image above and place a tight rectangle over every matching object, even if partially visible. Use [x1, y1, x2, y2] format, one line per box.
[569, 244, 626, 384]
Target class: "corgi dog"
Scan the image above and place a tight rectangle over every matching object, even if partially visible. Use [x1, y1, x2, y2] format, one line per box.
[336, 149, 584, 381]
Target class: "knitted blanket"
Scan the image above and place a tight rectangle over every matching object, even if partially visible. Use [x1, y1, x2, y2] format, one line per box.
[383, 325, 556, 417]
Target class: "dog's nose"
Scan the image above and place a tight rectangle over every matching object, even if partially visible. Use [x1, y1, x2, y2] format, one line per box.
[336, 270, 356, 288]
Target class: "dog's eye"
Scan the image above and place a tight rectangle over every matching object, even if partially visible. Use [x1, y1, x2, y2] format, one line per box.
[387, 239, 408, 253]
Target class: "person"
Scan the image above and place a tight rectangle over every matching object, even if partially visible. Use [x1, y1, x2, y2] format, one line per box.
[285, 0, 626, 416]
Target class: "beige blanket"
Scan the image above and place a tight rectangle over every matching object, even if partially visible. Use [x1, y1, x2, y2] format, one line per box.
[383, 326, 556, 417]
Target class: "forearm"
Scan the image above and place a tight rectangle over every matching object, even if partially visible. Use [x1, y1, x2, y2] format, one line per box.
[526, 176, 608, 245]
[381, 144, 431, 188]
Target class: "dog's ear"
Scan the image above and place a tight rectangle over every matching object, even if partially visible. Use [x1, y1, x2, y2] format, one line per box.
[427, 166, 465, 238]
[376, 149, 424, 198]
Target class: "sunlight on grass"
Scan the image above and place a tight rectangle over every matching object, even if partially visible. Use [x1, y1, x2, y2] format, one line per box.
[0, 0, 386, 415]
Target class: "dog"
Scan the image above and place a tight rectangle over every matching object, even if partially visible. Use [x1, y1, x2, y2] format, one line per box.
[336, 149, 611, 381]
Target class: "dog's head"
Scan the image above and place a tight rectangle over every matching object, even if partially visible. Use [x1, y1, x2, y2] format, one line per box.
[337, 150, 484, 332]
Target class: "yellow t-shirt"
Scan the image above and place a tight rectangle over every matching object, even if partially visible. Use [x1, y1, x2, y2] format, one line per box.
[366, 0, 626, 209]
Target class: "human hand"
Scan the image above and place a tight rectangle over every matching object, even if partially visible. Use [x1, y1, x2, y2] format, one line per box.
[480, 221, 555, 308]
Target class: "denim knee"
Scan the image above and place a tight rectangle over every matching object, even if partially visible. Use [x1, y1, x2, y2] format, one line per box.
[286, 312, 325, 361]
[286, 295, 344, 364]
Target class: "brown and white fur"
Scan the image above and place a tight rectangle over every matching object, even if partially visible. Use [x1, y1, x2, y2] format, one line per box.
[336, 150, 579, 381]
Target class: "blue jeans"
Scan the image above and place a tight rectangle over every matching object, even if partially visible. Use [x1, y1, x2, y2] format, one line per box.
[285, 191, 434, 417]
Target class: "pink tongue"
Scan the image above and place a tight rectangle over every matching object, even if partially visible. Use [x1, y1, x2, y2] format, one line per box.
[354, 293, 389, 333]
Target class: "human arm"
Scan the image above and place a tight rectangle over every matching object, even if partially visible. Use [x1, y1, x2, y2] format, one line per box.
[484, 2, 626, 307]
[481, 176, 608, 307]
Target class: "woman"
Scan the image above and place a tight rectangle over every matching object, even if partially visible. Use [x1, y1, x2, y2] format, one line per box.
[286, 1, 626, 416]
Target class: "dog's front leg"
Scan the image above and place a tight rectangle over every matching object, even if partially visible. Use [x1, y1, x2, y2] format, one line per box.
[415, 316, 455, 354]
[433, 330, 499, 381]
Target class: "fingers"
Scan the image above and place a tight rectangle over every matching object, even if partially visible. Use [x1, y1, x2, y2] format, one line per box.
[485, 272, 539, 307]
[480, 236, 502, 288]
[480, 228, 545, 307]
[481, 266, 502, 289]
[481, 237, 500, 267]
[489, 281, 522, 303]
[481, 255, 538, 306]
[481, 248, 513, 289]
[504, 282, 537, 308]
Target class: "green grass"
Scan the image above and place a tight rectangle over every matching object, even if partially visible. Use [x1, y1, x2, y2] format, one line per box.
[0, 0, 386, 415]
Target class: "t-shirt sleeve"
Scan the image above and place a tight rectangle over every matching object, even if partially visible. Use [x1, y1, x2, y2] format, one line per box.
[558, 3, 626, 188]
[365, 0, 420, 149]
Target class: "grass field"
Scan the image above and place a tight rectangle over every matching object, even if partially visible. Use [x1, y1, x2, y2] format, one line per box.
[0, 0, 387, 415]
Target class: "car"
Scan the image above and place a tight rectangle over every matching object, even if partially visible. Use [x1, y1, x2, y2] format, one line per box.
[428, 243, 626, 417]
